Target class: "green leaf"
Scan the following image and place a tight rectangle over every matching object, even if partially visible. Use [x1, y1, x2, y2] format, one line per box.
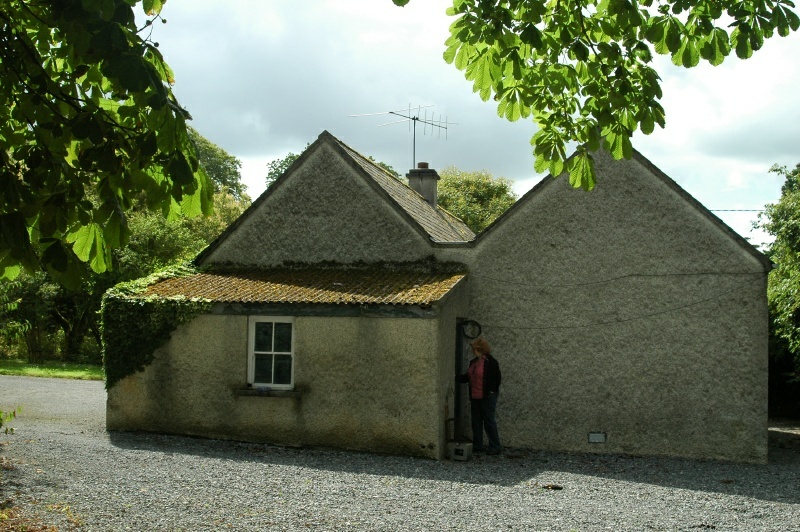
[731, 27, 753, 59]
[665, 19, 684, 53]
[534, 154, 550, 174]
[168, 152, 195, 186]
[571, 41, 590, 61]
[89, 23, 129, 57]
[443, 41, 460, 64]
[181, 189, 202, 218]
[520, 24, 543, 49]
[549, 158, 564, 176]
[143, 0, 164, 15]
[700, 28, 730, 66]
[155, 112, 178, 153]
[103, 211, 127, 249]
[145, 45, 175, 84]
[68, 223, 110, 273]
[139, 131, 158, 159]
[604, 129, 633, 160]
[0, 0, 215, 287]
[102, 54, 152, 92]
[567, 152, 597, 191]
[672, 39, 699, 67]
[41, 240, 69, 273]
[646, 18, 666, 49]
[497, 92, 523, 121]
[467, 51, 495, 95]
[392, 0, 410, 5]
[787, 9, 800, 32]
[632, 41, 653, 62]
[640, 112, 655, 134]
[165, 197, 182, 222]
[0, 261, 21, 281]
[454, 41, 474, 70]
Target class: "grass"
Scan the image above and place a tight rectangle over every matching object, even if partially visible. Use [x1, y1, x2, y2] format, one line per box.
[0, 359, 104, 381]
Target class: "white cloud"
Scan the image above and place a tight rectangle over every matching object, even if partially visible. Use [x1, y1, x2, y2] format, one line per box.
[156, 1, 799, 245]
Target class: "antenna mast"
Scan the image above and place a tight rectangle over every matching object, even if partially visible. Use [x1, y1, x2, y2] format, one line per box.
[349, 104, 457, 168]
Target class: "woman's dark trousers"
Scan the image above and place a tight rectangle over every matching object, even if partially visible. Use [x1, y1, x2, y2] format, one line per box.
[470, 392, 500, 452]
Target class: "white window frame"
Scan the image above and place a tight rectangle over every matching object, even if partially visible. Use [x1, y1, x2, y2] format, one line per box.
[247, 316, 294, 390]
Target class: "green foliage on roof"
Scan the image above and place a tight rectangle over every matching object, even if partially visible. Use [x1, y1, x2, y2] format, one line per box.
[101, 265, 211, 389]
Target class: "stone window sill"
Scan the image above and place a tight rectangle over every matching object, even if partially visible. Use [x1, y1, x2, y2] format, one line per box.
[235, 388, 301, 398]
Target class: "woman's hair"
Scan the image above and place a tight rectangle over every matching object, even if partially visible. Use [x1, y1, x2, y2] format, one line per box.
[470, 337, 491, 356]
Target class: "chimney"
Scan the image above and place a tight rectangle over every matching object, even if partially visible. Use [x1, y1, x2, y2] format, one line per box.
[406, 162, 440, 207]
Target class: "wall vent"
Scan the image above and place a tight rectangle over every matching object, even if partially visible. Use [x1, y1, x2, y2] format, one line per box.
[588, 432, 607, 443]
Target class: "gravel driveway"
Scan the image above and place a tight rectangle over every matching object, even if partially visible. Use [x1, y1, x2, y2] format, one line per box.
[1, 375, 799, 531]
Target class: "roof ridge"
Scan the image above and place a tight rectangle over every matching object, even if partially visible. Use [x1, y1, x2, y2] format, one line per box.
[204, 259, 468, 274]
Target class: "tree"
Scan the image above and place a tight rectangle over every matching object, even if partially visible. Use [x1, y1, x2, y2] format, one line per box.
[759, 163, 800, 416]
[369, 156, 400, 179]
[0, 0, 212, 288]
[393, 0, 799, 190]
[266, 151, 301, 187]
[0, 122, 249, 363]
[0, 128, 247, 363]
[761, 164, 800, 375]
[0, 272, 60, 363]
[437, 167, 517, 233]
[0, 186, 249, 363]
[0, 278, 29, 358]
[117, 187, 249, 280]
[189, 127, 248, 201]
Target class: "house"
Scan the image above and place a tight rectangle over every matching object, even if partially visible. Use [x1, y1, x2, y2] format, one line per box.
[106, 131, 771, 462]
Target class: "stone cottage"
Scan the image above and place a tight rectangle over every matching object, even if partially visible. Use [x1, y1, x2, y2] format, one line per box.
[106, 130, 771, 462]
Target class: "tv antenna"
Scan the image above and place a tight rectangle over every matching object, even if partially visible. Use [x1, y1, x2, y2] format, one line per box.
[349, 104, 457, 168]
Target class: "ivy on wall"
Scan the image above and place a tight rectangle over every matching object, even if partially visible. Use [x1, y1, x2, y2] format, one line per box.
[101, 265, 211, 389]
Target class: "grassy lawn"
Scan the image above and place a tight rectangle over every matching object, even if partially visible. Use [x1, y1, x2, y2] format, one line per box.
[0, 359, 104, 381]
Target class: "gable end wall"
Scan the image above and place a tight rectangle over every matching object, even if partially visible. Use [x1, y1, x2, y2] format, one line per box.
[201, 142, 434, 267]
[451, 149, 768, 462]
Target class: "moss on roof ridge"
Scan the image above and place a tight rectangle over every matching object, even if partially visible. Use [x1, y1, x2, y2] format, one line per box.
[202, 257, 467, 275]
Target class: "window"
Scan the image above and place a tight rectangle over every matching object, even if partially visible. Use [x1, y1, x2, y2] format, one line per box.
[248, 317, 294, 390]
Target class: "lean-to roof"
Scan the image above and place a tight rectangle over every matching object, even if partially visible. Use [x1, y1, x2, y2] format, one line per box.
[139, 267, 466, 306]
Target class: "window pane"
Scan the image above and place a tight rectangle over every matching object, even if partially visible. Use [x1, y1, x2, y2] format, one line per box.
[254, 354, 273, 384]
[274, 322, 292, 352]
[254, 322, 273, 352]
[274, 354, 292, 385]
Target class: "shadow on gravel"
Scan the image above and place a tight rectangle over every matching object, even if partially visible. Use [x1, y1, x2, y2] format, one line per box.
[107, 423, 800, 505]
[5, 377, 796, 504]
[768, 422, 800, 465]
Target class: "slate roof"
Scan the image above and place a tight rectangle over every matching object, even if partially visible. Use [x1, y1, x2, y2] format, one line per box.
[139, 268, 466, 306]
[332, 135, 475, 243]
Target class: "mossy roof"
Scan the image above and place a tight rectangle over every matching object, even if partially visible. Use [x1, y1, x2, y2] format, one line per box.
[139, 268, 466, 306]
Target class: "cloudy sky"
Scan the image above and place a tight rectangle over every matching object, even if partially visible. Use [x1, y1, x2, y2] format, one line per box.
[149, 1, 799, 248]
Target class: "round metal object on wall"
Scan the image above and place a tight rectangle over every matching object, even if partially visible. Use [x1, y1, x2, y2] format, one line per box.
[461, 320, 482, 339]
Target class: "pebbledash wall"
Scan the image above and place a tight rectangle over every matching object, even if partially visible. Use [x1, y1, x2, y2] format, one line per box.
[106, 133, 770, 463]
[107, 279, 469, 460]
[439, 149, 770, 463]
[202, 141, 436, 266]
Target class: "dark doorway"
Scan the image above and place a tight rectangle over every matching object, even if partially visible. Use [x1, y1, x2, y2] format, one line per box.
[453, 318, 481, 441]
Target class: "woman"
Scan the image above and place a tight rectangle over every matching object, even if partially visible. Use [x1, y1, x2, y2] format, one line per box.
[459, 336, 501, 455]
